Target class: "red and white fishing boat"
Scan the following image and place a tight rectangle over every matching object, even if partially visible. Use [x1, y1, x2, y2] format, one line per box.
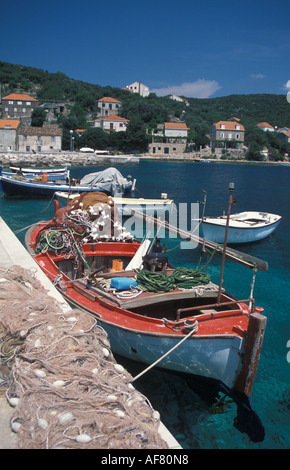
[25, 191, 267, 442]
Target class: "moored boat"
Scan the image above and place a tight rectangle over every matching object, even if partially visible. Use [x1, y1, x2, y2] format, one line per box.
[55, 191, 174, 218]
[200, 211, 281, 244]
[25, 191, 268, 442]
[0, 167, 134, 197]
[1, 166, 70, 182]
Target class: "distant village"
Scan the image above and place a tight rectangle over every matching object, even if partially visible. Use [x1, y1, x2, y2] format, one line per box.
[0, 80, 289, 159]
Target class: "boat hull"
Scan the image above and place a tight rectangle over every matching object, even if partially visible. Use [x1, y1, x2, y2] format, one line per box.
[88, 317, 243, 389]
[0, 176, 132, 197]
[201, 214, 281, 244]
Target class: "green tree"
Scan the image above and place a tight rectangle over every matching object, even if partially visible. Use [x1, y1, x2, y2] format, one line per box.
[121, 118, 149, 153]
[31, 107, 46, 127]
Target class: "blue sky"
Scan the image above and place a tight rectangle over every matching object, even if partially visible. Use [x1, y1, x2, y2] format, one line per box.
[1, 0, 289, 98]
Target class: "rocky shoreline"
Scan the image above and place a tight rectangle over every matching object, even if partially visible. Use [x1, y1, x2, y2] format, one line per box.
[0, 151, 288, 168]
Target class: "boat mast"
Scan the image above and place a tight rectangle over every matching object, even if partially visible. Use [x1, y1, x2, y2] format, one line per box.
[217, 182, 234, 303]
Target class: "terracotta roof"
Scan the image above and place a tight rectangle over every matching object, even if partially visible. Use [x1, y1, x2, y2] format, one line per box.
[2, 93, 37, 101]
[279, 131, 290, 137]
[0, 119, 20, 129]
[96, 115, 129, 122]
[214, 121, 245, 131]
[98, 97, 121, 103]
[257, 122, 273, 128]
[164, 122, 189, 129]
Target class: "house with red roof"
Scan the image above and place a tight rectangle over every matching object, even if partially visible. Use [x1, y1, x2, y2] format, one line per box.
[211, 120, 245, 149]
[277, 131, 290, 144]
[164, 122, 189, 138]
[1, 93, 38, 123]
[149, 121, 191, 155]
[97, 97, 122, 118]
[256, 122, 275, 132]
[0, 119, 21, 151]
[94, 115, 129, 133]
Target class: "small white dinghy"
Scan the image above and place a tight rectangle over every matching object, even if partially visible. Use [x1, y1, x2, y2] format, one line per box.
[200, 211, 281, 244]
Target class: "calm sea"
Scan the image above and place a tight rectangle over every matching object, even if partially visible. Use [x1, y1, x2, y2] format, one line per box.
[0, 160, 289, 449]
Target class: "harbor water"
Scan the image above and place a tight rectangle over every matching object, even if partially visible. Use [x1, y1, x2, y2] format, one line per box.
[0, 160, 289, 449]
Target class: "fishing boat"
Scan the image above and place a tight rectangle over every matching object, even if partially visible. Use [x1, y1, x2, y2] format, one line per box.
[0, 167, 134, 197]
[200, 211, 281, 244]
[55, 191, 174, 218]
[25, 190, 267, 442]
[10, 166, 69, 177]
[1, 166, 70, 182]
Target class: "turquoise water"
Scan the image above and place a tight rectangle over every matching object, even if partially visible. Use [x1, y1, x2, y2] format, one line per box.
[0, 161, 289, 449]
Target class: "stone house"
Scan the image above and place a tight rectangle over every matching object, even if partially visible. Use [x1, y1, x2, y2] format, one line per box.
[18, 127, 62, 153]
[125, 81, 150, 97]
[0, 119, 21, 151]
[211, 121, 245, 149]
[149, 122, 191, 155]
[94, 115, 129, 133]
[1, 93, 38, 125]
[97, 97, 122, 118]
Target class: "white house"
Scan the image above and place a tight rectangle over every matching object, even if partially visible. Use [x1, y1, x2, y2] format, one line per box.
[126, 81, 150, 97]
[164, 122, 189, 138]
[94, 115, 129, 133]
[256, 122, 275, 132]
[169, 95, 189, 106]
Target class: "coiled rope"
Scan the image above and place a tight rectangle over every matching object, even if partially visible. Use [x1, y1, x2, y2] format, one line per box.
[136, 267, 210, 293]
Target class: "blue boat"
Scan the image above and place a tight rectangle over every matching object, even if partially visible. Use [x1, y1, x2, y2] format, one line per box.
[0, 167, 135, 197]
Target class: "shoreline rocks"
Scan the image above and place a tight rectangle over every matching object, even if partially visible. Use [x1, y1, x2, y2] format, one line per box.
[0, 151, 288, 168]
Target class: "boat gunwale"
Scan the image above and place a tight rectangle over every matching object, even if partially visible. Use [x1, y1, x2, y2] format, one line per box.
[201, 216, 281, 230]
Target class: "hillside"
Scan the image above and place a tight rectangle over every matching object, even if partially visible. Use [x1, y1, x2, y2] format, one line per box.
[0, 61, 289, 157]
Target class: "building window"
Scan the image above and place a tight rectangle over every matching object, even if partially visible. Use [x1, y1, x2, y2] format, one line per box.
[17, 101, 22, 105]
[22, 108, 26, 113]
[8, 101, 13, 104]
[236, 134, 240, 139]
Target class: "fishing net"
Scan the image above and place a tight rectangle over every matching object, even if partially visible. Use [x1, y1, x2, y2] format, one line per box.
[35, 192, 134, 256]
[0, 265, 169, 449]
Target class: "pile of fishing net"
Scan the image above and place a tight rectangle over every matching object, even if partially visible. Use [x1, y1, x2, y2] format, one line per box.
[0, 265, 169, 449]
[36, 192, 134, 255]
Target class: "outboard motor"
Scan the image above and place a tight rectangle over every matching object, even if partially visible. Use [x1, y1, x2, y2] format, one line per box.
[143, 238, 168, 272]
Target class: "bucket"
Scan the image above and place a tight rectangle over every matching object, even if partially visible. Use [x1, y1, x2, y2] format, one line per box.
[42, 172, 48, 182]
[110, 259, 124, 272]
